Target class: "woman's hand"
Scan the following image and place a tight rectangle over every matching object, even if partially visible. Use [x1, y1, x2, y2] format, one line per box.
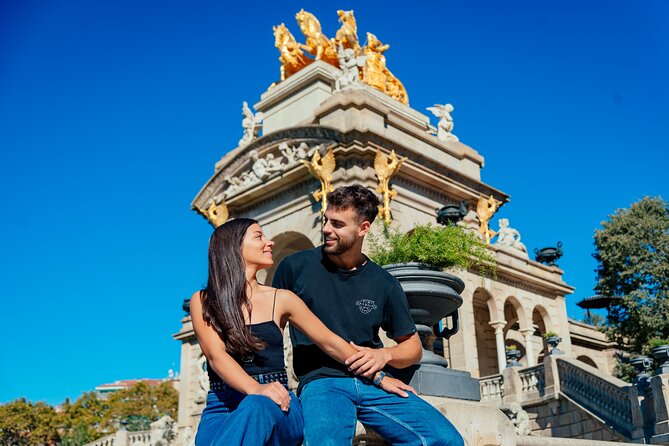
[376, 374, 416, 398]
[248, 382, 292, 411]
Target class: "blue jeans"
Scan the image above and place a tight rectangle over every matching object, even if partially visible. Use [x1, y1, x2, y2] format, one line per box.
[195, 389, 304, 446]
[300, 377, 464, 446]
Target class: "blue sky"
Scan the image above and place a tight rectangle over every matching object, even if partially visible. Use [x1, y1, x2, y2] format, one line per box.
[1, 1, 667, 406]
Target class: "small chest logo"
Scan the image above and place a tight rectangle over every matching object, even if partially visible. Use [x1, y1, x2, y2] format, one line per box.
[355, 299, 378, 314]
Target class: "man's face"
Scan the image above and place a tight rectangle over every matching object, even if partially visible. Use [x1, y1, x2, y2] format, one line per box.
[322, 206, 364, 255]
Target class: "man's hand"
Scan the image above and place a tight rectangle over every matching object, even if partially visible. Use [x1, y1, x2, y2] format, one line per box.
[345, 342, 392, 378]
[378, 375, 416, 398]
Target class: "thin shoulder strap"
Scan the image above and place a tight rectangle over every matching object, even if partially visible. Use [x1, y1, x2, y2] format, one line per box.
[272, 288, 278, 321]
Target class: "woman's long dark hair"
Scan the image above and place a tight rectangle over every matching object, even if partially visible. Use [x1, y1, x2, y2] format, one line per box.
[200, 218, 265, 357]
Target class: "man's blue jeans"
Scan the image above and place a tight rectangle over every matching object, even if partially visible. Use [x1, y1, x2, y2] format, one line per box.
[300, 377, 464, 446]
[195, 389, 304, 446]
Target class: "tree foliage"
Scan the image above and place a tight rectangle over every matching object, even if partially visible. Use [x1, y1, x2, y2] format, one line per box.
[0, 382, 178, 446]
[594, 196, 669, 354]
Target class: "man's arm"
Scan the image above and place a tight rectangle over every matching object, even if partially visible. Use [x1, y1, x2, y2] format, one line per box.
[346, 332, 421, 378]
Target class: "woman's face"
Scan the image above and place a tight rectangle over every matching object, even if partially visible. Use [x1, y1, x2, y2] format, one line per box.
[241, 223, 275, 270]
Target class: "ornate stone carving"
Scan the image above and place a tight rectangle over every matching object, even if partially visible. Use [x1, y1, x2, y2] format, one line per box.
[279, 141, 311, 166]
[250, 149, 283, 180]
[477, 195, 501, 244]
[302, 146, 336, 215]
[501, 403, 531, 436]
[194, 354, 209, 404]
[374, 149, 405, 224]
[427, 103, 459, 142]
[273, 23, 312, 81]
[239, 101, 264, 147]
[494, 218, 528, 254]
[334, 45, 366, 92]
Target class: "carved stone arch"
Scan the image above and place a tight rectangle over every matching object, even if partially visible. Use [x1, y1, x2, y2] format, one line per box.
[473, 287, 499, 376]
[503, 295, 528, 331]
[577, 355, 598, 369]
[532, 305, 553, 363]
[262, 231, 315, 285]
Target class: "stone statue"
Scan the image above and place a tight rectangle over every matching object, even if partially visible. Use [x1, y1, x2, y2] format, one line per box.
[374, 149, 406, 224]
[239, 170, 260, 188]
[238, 101, 264, 147]
[177, 427, 194, 446]
[280, 142, 312, 165]
[273, 23, 312, 81]
[194, 354, 209, 403]
[494, 218, 527, 253]
[295, 9, 339, 66]
[249, 150, 282, 179]
[502, 403, 531, 436]
[222, 175, 242, 199]
[302, 147, 336, 214]
[334, 45, 366, 91]
[477, 195, 501, 244]
[427, 103, 459, 142]
[335, 10, 360, 52]
[150, 416, 176, 446]
[362, 32, 408, 104]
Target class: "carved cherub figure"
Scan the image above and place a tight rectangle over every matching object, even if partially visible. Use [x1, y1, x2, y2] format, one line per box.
[427, 103, 458, 142]
[239, 101, 264, 147]
[494, 218, 527, 253]
[335, 45, 366, 91]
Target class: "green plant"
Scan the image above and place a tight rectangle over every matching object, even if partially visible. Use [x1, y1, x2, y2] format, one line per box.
[648, 338, 669, 348]
[505, 345, 518, 351]
[368, 223, 495, 274]
[544, 331, 559, 339]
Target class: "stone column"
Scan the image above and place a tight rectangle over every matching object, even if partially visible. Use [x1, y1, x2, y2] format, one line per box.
[490, 320, 506, 373]
[651, 374, 669, 444]
[520, 328, 535, 367]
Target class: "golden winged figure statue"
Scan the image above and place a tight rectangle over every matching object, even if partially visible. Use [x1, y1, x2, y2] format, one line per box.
[374, 149, 406, 224]
[302, 147, 336, 215]
[476, 195, 501, 244]
[204, 199, 229, 227]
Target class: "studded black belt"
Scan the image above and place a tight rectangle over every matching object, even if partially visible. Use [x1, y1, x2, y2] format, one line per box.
[209, 371, 289, 392]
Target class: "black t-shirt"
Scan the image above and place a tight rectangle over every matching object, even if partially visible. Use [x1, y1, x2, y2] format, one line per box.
[272, 246, 416, 392]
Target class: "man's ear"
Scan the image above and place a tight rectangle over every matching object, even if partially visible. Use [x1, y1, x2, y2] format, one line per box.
[358, 220, 371, 237]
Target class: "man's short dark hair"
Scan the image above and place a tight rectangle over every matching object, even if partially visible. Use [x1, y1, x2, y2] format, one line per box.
[327, 184, 380, 224]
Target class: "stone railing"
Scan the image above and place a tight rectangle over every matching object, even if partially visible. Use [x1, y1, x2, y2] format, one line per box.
[479, 373, 504, 402]
[84, 429, 151, 446]
[87, 433, 115, 446]
[127, 431, 151, 444]
[557, 357, 639, 438]
[518, 364, 545, 400]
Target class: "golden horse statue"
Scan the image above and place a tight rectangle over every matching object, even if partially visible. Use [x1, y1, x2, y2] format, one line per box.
[295, 9, 339, 66]
[274, 23, 312, 81]
[374, 149, 406, 224]
[363, 33, 408, 104]
[335, 10, 360, 53]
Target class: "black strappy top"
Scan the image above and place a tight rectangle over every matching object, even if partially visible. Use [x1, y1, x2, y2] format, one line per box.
[208, 289, 286, 382]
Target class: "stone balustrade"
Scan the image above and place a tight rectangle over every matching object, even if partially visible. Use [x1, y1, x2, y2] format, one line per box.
[479, 373, 504, 402]
[556, 357, 642, 439]
[87, 433, 115, 446]
[84, 429, 151, 446]
[127, 431, 151, 444]
[518, 364, 545, 400]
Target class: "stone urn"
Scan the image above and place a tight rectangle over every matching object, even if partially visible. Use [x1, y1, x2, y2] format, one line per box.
[534, 242, 563, 266]
[651, 345, 669, 375]
[505, 348, 522, 367]
[631, 356, 654, 390]
[383, 263, 479, 400]
[435, 201, 468, 226]
[545, 335, 564, 355]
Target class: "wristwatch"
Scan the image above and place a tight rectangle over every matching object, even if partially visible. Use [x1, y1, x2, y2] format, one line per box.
[373, 371, 387, 386]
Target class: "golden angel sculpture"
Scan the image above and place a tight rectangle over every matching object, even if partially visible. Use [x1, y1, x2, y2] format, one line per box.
[302, 146, 336, 214]
[204, 199, 229, 227]
[374, 149, 406, 224]
[477, 195, 501, 244]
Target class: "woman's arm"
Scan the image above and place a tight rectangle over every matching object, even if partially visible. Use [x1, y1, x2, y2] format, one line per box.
[279, 290, 415, 397]
[190, 291, 291, 411]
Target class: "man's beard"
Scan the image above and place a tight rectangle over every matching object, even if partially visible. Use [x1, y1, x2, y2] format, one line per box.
[323, 235, 355, 255]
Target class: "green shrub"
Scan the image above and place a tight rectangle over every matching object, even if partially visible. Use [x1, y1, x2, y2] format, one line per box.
[368, 223, 495, 275]
[544, 331, 559, 339]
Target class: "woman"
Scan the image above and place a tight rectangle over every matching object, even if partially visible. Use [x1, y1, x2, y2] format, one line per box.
[192, 218, 409, 446]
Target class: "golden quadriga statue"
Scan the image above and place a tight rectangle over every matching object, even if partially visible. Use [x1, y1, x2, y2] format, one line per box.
[274, 10, 408, 105]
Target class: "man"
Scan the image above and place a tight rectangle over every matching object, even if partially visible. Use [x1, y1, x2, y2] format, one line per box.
[272, 184, 464, 446]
